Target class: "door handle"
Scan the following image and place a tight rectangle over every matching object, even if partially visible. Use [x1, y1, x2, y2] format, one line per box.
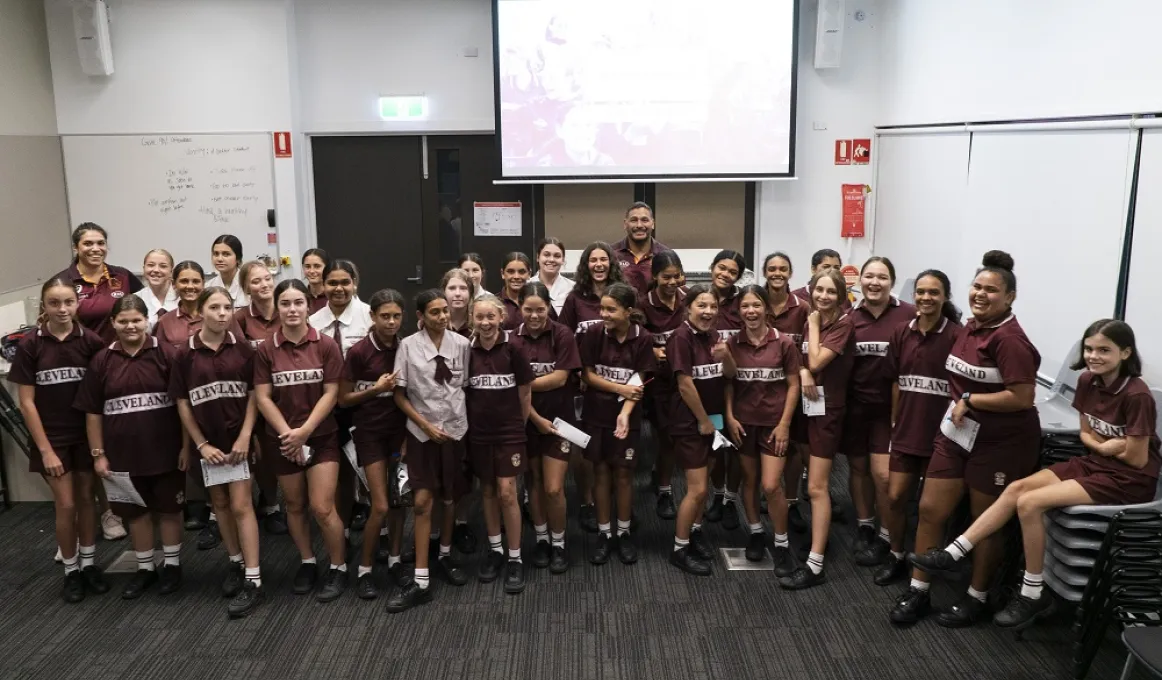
[406, 265, 422, 283]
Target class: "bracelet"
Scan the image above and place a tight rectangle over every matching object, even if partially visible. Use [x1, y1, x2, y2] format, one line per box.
[195, 441, 209, 451]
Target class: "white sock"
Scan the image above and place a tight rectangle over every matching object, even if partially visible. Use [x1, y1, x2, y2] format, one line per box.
[724, 490, 738, 504]
[806, 551, 824, 575]
[208, 512, 217, 523]
[674, 536, 689, 552]
[331, 563, 348, 573]
[616, 519, 630, 537]
[136, 550, 156, 572]
[691, 522, 703, 534]
[910, 578, 930, 592]
[379, 527, 389, 537]
[857, 517, 874, 529]
[946, 535, 974, 561]
[63, 554, 79, 575]
[551, 531, 565, 548]
[748, 522, 763, 535]
[489, 534, 503, 554]
[535, 523, 549, 542]
[1020, 572, 1044, 600]
[163, 545, 181, 567]
[598, 522, 612, 538]
[229, 553, 243, 564]
[439, 543, 451, 558]
[388, 555, 401, 568]
[415, 567, 430, 590]
[78, 544, 95, 569]
[967, 586, 988, 603]
[508, 548, 522, 563]
[302, 557, 317, 565]
[658, 485, 672, 495]
[878, 526, 890, 544]
[245, 566, 261, 587]
[773, 532, 789, 548]
[357, 565, 372, 578]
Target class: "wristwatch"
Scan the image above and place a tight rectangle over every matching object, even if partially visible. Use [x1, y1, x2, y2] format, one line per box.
[961, 392, 972, 408]
[90, 448, 105, 458]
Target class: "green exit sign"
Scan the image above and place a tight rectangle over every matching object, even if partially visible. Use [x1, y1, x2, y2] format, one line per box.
[378, 96, 427, 120]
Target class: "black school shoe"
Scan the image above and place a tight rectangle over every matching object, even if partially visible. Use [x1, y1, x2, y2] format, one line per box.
[656, 493, 676, 520]
[578, 505, 598, 533]
[670, 547, 712, 576]
[504, 560, 525, 594]
[778, 566, 826, 590]
[549, 546, 569, 574]
[874, 554, 908, 586]
[745, 532, 767, 562]
[197, 521, 221, 551]
[936, 594, 987, 628]
[292, 562, 318, 595]
[590, 534, 613, 565]
[260, 509, 289, 535]
[385, 582, 432, 613]
[221, 562, 245, 598]
[704, 495, 725, 522]
[454, 523, 478, 554]
[771, 546, 795, 578]
[356, 573, 378, 600]
[721, 501, 740, 531]
[158, 565, 182, 595]
[122, 568, 158, 600]
[82, 565, 110, 594]
[228, 582, 264, 619]
[994, 593, 1056, 629]
[62, 570, 86, 603]
[388, 562, 413, 588]
[889, 587, 931, 625]
[689, 529, 714, 562]
[908, 548, 961, 578]
[316, 568, 347, 603]
[617, 533, 638, 565]
[478, 550, 506, 583]
[532, 540, 552, 569]
[437, 555, 468, 586]
[856, 538, 891, 567]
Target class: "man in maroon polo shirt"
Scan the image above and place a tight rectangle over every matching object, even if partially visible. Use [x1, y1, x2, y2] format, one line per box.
[612, 202, 670, 298]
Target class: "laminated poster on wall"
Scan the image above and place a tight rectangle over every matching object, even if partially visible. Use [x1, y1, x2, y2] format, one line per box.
[473, 201, 522, 237]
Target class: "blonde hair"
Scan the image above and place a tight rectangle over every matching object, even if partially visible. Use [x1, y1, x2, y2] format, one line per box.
[441, 267, 477, 299]
[239, 260, 269, 293]
[143, 248, 174, 267]
[469, 293, 507, 334]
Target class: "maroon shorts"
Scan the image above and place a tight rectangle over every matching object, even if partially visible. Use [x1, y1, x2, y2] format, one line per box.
[262, 431, 342, 478]
[889, 450, 930, 475]
[469, 442, 528, 483]
[927, 428, 1040, 496]
[109, 469, 186, 519]
[841, 403, 892, 457]
[528, 430, 573, 462]
[673, 434, 714, 470]
[30, 442, 93, 476]
[806, 408, 846, 460]
[790, 410, 808, 445]
[1049, 456, 1158, 506]
[737, 425, 781, 458]
[583, 426, 641, 469]
[353, 430, 406, 467]
[405, 432, 469, 502]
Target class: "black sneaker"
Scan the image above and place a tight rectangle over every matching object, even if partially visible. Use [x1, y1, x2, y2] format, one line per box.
[656, 493, 676, 520]
[228, 581, 264, 618]
[356, 573, 378, 600]
[549, 545, 568, 574]
[221, 562, 245, 598]
[504, 560, 525, 594]
[745, 532, 767, 562]
[856, 539, 891, 567]
[874, 554, 907, 586]
[908, 548, 961, 578]
[590, 534, 613, 565]
[936, 594, 987, 628]
[994, 593, 1056, 629]
[350, 503, 369, 532]
[375, 534, 393, 564]
[532, 540, 552, 569]
[578, 505, 598, 533]
[292, 562, 318, 595]
[704, 495, 725, 522]
[261, 509, 289, 535]
[721, 501, 740, 531]
[670, 547, 712, 576]
[437, 555, 468, 586]
[62, 570, 85, 603]
[121, 569, 158, 600]
[787, 503, 808, 533]
[316, 568, 347, 603]
[478, 550, 506, 583]
[771, 545, 795, 578]
[616, 533, 638, 564]
[454, 523, 478, 554]
[889, 587, 931, 625]
[689, 529, 714, 562]
[778, 566, 826, 590]
[385, 582, 432, 613]
[853, 524, 876, 554]
[158, 565, 182, 595]
[197, 521, 221, 551]
[388, 562, 412, 588]
[81, 565, 110, 594]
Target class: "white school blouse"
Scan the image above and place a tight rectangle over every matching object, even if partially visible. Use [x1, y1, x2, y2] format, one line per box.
[534, 272, 575, 315]
[205, 272, 250, 308]
[138, 284, 179, 333]
[309, 297, 372, 359]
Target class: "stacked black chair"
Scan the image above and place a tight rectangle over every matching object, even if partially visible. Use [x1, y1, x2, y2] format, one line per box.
[0, 384, 34, 509]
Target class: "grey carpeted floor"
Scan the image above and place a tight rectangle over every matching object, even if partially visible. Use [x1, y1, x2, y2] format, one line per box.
[0, 456, 1144, 680]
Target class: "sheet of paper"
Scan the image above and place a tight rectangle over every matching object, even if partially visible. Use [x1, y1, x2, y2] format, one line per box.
[102, 471, 146, 506]
[343, 431, 370, 491]
[200, 459, 250, 487]
[617, 372, 645, 402]
[300, 444, 313, 465]
[940, 401, 980, 452]
[552, 418, 591, 449]
[802, 386, 826, 417]
[712, 429, 735, 450]
[473, 201, 522, 236]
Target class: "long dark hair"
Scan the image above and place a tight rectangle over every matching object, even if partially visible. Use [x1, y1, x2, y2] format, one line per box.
[914, 269, 961, 323]
[649, 250, 684, 291]
[273, 278, 309, 304]
[70, 223, 108, 264]
[810, 248, 841, 269]
[574, 241, 624, 297]
[711, 249, 747, 280]
[1071, 319, 1143, 378]
[211, 234, 244, 263]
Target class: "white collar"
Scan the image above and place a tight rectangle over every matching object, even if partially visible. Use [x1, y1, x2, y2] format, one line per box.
[313, 297, 367, 327]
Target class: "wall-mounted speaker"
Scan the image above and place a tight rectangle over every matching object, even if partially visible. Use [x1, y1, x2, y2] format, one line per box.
[73, 0, 114, 77]
[813, 0, 845, 70]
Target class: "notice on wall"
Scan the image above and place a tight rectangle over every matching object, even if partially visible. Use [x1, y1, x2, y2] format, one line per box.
[473, 201, 522, 237]
[841, 184, 867, 238]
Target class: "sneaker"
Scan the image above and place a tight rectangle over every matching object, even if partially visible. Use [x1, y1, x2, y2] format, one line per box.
[578, 505, 598, 534]
[873, 554, 907, 586]
[704, 495, 725, 522]
[616, 533, 638, 565]
[121, 569, 158, 600]
[889, 587, 931, 625]
[437, 555, 468, 586]
[856, 539, 891, 567]
[689, 529, 714, 562]
[532, 540, 552, 569]
[503, 560, 525, 594]
[669, 547, 712, 576]
[771, 545, 795, 578]
[908, 548, 961, 578]
[385, 582, 432, 613]
[454, 523, 478, 554]
[221, 562, 245, 598]
[721, 501, 740, 531]
[787, 503, 808, 534]
[228, 581, 264, 618]
[656, 493, 676, 520]
[350, 504, 369, 532]
[853, 524, 876, 554]
[101, 510, 127, 540]
[936, 594, 987, 628]
[197, 521, 221, 551]
[549, 546, 569, 574]
[158, 565, 183, 595]
[316, 568, 347, 603]
[62, 570, 85, 603]
[260, 509, 289, 535]
[994, 594, 1056, 629]
[388, 562, 413, 588]
[82, 565, 110, 594]
[292, 563, 318, 595]
[590, 534, 612, 565]
[745, 532, 767, 562]
[779, 566, 826, 590]
[478, 551, 506, 583]
[54, 547, 64, 564]
[356, 573, 378, 600]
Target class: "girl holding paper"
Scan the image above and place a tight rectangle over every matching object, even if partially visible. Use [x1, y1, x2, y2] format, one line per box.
[171, 286, 263, 618]
[510, 281, 582, 575]
[907, 251, 1041, 629]
[641, 251, 687, 521]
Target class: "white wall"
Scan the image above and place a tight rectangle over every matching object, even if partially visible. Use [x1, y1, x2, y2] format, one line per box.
[756, 1, 880, 283]
[0, 0, 57, 135]
[879, 0, 1162, 125]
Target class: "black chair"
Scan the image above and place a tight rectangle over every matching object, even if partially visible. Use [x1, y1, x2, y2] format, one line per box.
[1119, 626, 1162, 679]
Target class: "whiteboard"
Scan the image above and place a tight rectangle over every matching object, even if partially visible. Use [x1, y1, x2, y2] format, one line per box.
[61, 134, 277, 271]
[1124, 130, 1162, 387]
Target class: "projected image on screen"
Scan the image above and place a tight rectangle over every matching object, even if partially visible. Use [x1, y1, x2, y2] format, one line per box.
[495, 0, 797, 180]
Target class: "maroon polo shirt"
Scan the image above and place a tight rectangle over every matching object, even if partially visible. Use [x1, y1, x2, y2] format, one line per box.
[234, 303, 281, 349]
[253, 327, 344, 437]
[155, 308, 244, 350]
[579, 323, 657, 429]
[342, 332, 406, 444]
[309, 292, 328, 315]
[500, 295, 524, 332]
[1073, 373, 1161, 479]
[612, 237, 670, 298]
[800, 313, 856, 409]
[73, 337, 182, 475]
[169, 331, 255, 451]
[767, 290, 808, 344]
[728, 328, 802, 427]
[667, 322, 726, 435]
[559, 290, 605, 335]
[883, 317, 961, 456]
[466, 332, 536, 445]
[792, 285, 854, 313]
[58, 263, 144, 343]
[642, 288, 688, 394]
[848, 297, 917, 406]
[714, 286, 743, 342]
[7, 324, 105, 449]
[945, 314, 1041, 431]
[510, 321, 582, 424]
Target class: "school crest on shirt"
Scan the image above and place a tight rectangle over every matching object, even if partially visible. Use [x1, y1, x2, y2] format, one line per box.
[625, 448, 635, 460]
[560, 440, 570, 453]
[176, 491, 185, 505]
[111, 291, 125, 299]
[993, 472, 1006, 487]
[511, 453, 522, 467]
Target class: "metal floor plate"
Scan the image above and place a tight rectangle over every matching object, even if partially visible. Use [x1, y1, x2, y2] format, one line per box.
[720, 547, 774, 571]
[106, 548, 164, 573]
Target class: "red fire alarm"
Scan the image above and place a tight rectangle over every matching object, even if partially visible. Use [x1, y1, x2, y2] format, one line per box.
[273, 132, 292, 158]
